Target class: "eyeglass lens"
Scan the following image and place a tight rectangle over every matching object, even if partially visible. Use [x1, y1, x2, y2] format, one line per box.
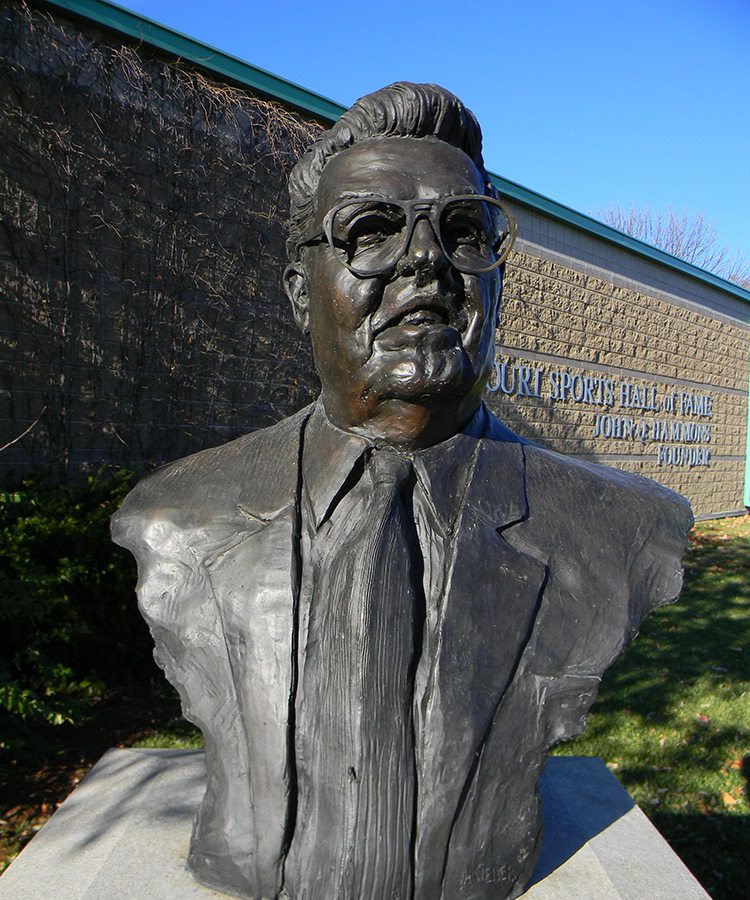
[329, 198, 505, 275]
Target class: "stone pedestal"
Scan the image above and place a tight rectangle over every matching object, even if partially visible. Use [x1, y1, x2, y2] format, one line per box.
[0, 749, 709, 899]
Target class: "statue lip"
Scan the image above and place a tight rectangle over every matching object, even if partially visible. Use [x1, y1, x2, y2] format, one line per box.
[372, 293, 462, 336]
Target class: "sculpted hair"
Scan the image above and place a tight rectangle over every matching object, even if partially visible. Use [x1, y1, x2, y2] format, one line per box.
[287, 82, 492, 264]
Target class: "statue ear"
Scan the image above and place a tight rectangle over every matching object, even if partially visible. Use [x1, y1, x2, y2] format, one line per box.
[284, 264, 309, 334]
[494, 263, 505, 327]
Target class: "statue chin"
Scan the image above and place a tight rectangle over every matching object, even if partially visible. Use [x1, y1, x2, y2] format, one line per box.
[367, 327, 477, 404]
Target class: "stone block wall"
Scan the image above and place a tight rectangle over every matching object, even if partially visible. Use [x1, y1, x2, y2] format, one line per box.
[485, 247, 749, 518]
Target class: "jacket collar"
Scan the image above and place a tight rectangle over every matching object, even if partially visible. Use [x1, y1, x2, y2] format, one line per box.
[301, 400, 500, 534]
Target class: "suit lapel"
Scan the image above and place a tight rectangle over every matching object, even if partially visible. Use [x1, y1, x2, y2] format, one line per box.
[201, 408, 310, 883]
[415, 435, 549, 896]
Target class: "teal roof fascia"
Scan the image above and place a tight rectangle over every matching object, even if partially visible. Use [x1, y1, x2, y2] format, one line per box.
[38, 0, 750, 309]
[37, 0, 347, 122]
[489, 172, 750, 308]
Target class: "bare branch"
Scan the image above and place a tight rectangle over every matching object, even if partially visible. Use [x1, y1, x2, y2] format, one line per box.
[0, 406, 48, 452]
[592, 205, 750, 288]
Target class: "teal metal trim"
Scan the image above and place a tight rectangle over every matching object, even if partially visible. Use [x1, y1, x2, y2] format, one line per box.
[37, 0, 346, 122]
[744, 362, 750, 508]
[37, 0, 750, 309]
[488, 172, 750, 308]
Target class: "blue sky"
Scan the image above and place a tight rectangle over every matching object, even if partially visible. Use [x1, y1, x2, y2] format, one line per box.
[122, 0, 749, 265]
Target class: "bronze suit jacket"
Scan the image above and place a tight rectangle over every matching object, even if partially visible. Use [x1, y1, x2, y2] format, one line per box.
[112, 404, 692, 900]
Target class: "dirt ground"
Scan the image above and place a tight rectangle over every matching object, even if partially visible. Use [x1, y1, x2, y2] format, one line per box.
[0, 686, 191, 871]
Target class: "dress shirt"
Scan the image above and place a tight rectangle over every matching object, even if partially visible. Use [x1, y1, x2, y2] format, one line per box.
[298, 400, 488, 730]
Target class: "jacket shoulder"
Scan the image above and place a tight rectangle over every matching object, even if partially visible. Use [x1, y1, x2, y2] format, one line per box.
[522, 441, 693, 533]
[482, 408, 693, 537]
[510, 441, 692, 675]
[111, 405, 311, 549]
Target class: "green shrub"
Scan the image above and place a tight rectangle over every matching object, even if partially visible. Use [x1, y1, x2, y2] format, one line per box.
[0, 471, 157, 758]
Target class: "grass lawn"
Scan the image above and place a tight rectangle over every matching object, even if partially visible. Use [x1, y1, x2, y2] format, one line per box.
[553, 515, 750, 898]
[1, 517, 748, 896]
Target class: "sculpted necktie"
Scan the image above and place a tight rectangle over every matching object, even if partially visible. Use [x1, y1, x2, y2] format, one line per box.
[286, 448, 424, 900]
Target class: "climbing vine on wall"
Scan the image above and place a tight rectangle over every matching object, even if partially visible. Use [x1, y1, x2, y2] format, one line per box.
[0, 1, 322, 480]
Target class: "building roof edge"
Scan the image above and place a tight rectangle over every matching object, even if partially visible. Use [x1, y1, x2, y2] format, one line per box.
[489, 173, 750, 305]
[37, 0, 347, 122]
[37, 0, 750, 307]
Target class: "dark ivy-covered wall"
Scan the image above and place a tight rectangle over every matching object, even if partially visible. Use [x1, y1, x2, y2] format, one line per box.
[1, 0, 321, 481]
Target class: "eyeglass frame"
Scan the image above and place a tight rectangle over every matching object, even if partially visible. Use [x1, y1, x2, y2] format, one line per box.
[298, 193, 517, 277]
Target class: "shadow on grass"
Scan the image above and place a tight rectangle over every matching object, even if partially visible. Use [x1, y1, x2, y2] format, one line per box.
[587, 725, 750, 792]
[651, 810, 750, 900]
[555, 522, 750, 898]
[591, 526, 750, 722]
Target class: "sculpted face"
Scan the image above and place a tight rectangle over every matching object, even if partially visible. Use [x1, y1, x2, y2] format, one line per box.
[287, 136, 502, 449]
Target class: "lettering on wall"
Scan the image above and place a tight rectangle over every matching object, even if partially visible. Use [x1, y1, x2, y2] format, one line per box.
[487, 360, 713, 469]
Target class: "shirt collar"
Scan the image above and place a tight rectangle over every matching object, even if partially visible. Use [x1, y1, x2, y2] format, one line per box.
[302, 399, 487, 532]
[411, 405, 486, 532]
[302, 402, 370, 529]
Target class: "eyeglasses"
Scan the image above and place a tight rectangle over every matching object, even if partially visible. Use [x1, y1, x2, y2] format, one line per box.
[301, 194, 516, 277]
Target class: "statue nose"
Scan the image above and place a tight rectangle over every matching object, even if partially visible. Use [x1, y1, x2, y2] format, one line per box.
[397, 217, 448, 277]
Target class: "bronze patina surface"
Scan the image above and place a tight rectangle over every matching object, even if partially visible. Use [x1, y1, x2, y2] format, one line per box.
[113, 83, 692, 899]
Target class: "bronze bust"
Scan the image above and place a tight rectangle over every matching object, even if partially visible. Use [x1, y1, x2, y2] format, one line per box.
[113, 82, 692, 899]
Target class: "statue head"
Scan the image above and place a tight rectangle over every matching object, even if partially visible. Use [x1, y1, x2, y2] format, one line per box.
[284, 82, 515, 450]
